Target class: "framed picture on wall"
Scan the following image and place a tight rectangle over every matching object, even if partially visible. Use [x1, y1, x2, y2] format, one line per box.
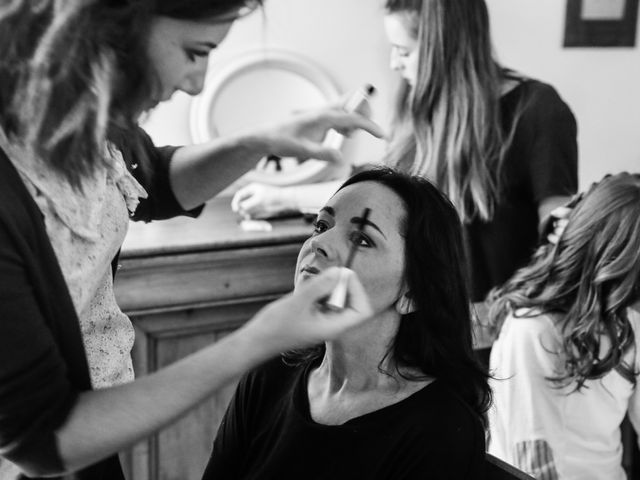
[564, 0, 639, 47]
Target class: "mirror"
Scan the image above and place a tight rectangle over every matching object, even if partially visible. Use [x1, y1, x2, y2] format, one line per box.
[190, 49, 350, 187]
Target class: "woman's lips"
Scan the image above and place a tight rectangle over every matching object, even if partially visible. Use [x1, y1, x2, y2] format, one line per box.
[300, 265, 320, 279]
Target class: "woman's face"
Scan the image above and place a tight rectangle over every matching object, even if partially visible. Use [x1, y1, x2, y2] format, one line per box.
[295, 181, 408, 314]
[145, 16, 234, 107]
[383, 12, 419, 87]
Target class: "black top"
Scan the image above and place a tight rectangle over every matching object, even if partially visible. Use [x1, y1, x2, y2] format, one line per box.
[0, 128, 201, 480]
[203, 358, 486, 480]
[465, 79, 578, 301]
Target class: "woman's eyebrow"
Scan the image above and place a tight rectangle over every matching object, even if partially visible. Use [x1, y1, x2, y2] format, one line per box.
[350, 216, 386, 239]
[321, 206, 386, 239]
[319, 206, 335, 216]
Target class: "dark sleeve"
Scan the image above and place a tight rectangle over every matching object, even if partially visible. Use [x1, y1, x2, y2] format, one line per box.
[201, 371, 255, 479]
[0, 222, 78, 475]
[523, 83, 578, 203]
[126, 128, 204, 222]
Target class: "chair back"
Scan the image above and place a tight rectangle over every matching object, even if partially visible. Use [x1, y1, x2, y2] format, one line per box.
[486, 453, 536, 480]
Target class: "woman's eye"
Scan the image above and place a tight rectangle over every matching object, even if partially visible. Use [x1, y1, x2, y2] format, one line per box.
[185, 49, 209, 62]
[394, 46, 411, 58]
[312, 219, 329, 234]
[349, 232, 373, 248]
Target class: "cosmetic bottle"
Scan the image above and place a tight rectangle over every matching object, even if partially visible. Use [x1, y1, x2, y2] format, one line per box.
[322, 83, 376, 151]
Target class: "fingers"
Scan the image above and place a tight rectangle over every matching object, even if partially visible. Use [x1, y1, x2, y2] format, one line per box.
[342, 269, 373, 316]
[231, 185, 255, 212]
[238, 195, 267, 217]
[231, 184, 264, 216]
[314, 268, 373, 336]
[303, 146, 342, 164]
[550, 206, 572, 219]
[294, 266, 344, 300]
[295, 267, 373, 319]
[249, 268, 373, 348]
[321, 110, 386, 139]
[546, 218, 569, 245]
[276, 136, 344, 164]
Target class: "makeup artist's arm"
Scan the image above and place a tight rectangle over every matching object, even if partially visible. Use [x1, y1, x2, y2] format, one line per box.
[169, 108, 384, 210]
[31, 269, 371, 476]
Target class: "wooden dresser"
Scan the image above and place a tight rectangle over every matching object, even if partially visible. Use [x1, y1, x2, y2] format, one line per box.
[115, 196, 312, 480]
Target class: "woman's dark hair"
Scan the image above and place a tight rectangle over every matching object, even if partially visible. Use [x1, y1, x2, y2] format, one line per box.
[287, 167, 492, 426]
[489, 172, 640, 389]
[0, 0, 261, 187]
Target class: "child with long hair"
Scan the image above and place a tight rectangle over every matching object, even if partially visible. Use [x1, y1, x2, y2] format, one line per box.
[488, 172, 640, 479]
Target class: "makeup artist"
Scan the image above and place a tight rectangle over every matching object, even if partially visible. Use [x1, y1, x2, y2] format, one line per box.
[0, 1, 383, 479]
[203, 168, 491, 479]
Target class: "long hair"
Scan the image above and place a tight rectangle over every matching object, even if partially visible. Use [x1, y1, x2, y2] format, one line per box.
[0, 0, 261, 188]
[384, 0, 514, 223]
[288, 167, 492, 426]
[489, 173, 640, 389]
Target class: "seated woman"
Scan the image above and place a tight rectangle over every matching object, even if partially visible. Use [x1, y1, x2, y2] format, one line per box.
[487, 172, 640, 479]
[202, 167, 491, 479]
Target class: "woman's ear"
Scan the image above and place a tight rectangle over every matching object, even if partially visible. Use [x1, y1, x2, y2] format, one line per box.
[395, 292, 417, 315]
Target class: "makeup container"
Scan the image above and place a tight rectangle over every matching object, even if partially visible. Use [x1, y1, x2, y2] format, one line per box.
[323, 84, 376, 151]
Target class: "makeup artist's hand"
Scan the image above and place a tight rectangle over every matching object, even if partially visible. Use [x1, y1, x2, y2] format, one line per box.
[250, 106, 385, 165]
[241, 267, 373, 353]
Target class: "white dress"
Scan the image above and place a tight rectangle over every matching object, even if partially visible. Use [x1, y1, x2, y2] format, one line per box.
[488, 307, 640, 480]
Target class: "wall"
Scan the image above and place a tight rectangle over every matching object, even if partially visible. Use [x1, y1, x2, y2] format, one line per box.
[142, 0, 640, 189]
[487, 0, 640, 186]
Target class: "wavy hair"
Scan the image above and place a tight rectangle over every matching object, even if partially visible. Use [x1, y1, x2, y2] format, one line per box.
[384, 0, 520, 223]
[488, 172, 640, 389]
[287, 167, 492, 426]
[0, 0, 261, 188]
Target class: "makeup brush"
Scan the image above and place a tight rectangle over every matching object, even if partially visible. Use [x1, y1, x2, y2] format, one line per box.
[323, 207, 371, 311]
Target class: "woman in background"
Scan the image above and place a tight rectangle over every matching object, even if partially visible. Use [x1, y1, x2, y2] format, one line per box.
[383, 0, 577, 330]
[0, 1, 381, 478]
[205, 168, 491, 479]
[488, 172, 640, 479]
[233, 0, 578, 350]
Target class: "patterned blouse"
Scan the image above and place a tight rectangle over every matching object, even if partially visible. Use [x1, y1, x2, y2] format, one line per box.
[2, 137, 147, 389]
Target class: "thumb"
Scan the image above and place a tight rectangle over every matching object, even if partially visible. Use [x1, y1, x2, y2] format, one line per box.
[300, 144, 343, 164]
[231, 184, 257, 211]
[294, 266, 344, 301]
[550, 206, 572, 219]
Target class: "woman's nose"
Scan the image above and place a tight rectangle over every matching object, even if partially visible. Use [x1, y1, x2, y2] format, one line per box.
[310, 233, 341, 264]
[180, 61, 209, 96]
[389, 51, 402, 72]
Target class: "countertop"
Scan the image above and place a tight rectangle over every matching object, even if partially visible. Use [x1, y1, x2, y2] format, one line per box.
[121, 196, 314, 258]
